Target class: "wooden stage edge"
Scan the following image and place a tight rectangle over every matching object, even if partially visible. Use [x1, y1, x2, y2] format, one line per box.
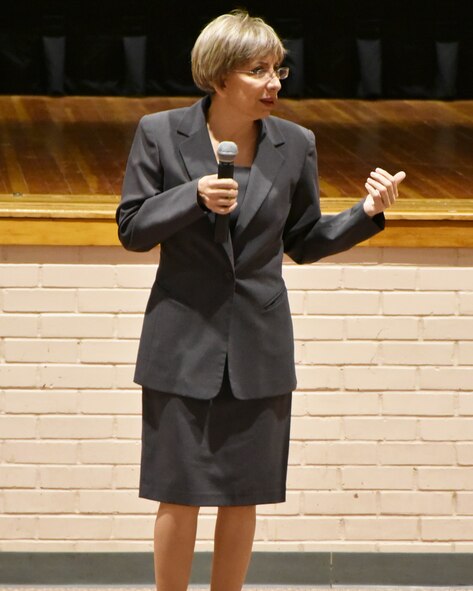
[1, 196, 472, 247]
[1, 96, 473, 247]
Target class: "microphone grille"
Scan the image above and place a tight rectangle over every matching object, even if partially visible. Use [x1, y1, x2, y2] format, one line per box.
[217, 141, 238, 163]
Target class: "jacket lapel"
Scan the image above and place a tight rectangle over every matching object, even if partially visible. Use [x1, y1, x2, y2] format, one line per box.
[233, 119, 285, 240]
[177, 98, 235, 266]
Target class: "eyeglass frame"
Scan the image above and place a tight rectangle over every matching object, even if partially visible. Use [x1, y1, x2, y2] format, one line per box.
[233, 66, 290, 81]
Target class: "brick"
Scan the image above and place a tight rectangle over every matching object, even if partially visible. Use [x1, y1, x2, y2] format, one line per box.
[78, 289, 148, 313]
[3, 441, 78, 464]
[79, 391, 141, 415]
[344, 418, 417, 441]
[4, 339, 79, 363]
[304, 491, 376, 514]
[346, 316, 419, 340]
[420, 368, 472, 391]
[39, 466, 113, 489]
[0, 416, 36, 439]
[5, 391, 79, 414]
[422, 318, 473, 340]
[38, 516, 113, 539]
[0, 465, 37, 488]
[0, 365, 37, 388]
[116, 315, 144, 338]
[286, 467, 339, 490]
[305, 442, 377, 465]
[306, 392, 379, 416]
[288, 291, 305, 314]
[257, 492, 301, 515]
[0, 265, 39, 287]
[40, 314, 115, 338]
[379, 342, 455, 365]
[3, 491, 77, 514]
[79, 491, 154, 514]
[291, 392, 307, 416]
[343, 267, 416, 290]
[305, 341, 378, 364]
[114, 365, 139, 389]
[421, 518, 473, 541]
[459, 293, 473, 315]
[0, 314, 39, 337]
[418, 468, 473, 490]
[383, 292, 456, 315]
[420, 418, 473, 441]
[115, 265, 156, 288]
[295, 366, 342, 390]
[39, 365, 114, 389]
[283, 266, 342, 289]
[292, 316, 344, 340]
[379, 443, 455, 465]
[341, 467, 415, 490]
[273, 517, 341, 540]
[344, 367, 416, 391]
[380, 492, 452, 515]
[112, 515, 158, 540]
[291, 418, 341, 440]
[306, 291, 380, 315]
[344, 517, 418, 540]
[288, 441, 305, 465]
[418, 268, 473, 291]
[113, 465, 140, 489]
[38, 416, 114, 439]
[458, 343, 473, 365]
[80, 339, 138, 364]
[382, 393, 455, 416]
[115, 417, 141, 439]
[457, 493, 473, 514]
[3, 289, 76, 312]
[457, 444, 473, 465]
[42, 265, 115, 287]
[80, 441, 140, 464]
[0, 517, 37, 539]
[459, 394, 473, 416]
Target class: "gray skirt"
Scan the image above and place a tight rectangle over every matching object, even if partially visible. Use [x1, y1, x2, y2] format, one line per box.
[139, 370, 292, 506]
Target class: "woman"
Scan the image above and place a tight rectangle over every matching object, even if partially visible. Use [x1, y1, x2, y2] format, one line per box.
[117, 10, 405, 591]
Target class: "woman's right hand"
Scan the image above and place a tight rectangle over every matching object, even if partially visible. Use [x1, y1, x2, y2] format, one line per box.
[197, 174, 238, 215]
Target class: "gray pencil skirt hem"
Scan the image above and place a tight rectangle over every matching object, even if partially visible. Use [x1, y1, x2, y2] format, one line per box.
[139, 373, 292, 507]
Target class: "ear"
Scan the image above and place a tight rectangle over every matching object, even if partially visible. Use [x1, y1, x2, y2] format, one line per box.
[213, 80, 227, 97]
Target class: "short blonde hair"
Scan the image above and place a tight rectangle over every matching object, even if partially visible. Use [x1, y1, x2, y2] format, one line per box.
[191, 10, 285, 93]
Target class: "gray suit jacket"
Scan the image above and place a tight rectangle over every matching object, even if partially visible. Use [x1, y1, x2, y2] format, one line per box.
[117, 96, 384, 400]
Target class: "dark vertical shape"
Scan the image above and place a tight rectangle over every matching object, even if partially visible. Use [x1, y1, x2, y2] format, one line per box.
[123, 0, 146, 96]
[42, 0, 66, 95]
[355, 0, 382, 98]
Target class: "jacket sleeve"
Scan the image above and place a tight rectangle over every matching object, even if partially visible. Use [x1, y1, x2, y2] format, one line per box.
[283, 129, 384, 264]
[116, 115, 207, 252]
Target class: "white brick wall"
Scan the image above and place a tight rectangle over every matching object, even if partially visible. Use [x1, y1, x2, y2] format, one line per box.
[1, 245, 473, 552]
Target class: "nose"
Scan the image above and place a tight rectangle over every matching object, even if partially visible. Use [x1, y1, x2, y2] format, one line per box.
[266, 73, 281, 91]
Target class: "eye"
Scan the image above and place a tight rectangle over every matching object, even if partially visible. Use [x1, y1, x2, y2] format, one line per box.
[250, 67, 267, 78]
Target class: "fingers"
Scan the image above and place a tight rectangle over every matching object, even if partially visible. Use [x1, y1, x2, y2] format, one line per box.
[197, 174, 239, 215]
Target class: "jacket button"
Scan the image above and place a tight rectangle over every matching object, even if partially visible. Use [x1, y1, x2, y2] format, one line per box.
[225, 271, 234, 280]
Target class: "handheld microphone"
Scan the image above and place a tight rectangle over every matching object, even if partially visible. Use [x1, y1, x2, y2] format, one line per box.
[214, 141, 238, 243]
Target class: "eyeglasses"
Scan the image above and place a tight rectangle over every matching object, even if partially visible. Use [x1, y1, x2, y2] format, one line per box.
[234, 66, 290, 81]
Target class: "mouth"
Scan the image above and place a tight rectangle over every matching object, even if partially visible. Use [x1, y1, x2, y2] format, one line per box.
[260, 97, 277, 107]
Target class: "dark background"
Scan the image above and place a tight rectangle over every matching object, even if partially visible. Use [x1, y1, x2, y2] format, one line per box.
[1, 0, 472, 98]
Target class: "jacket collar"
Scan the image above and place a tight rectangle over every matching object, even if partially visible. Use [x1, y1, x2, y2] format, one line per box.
[177, 96, 286, 261]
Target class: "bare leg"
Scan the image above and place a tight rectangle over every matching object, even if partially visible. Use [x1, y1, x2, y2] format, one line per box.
[210, 505, 257, 591]
[154, 502, 200, 591]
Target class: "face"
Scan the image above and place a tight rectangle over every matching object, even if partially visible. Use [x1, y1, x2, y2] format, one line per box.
[215, 55, 283, 121]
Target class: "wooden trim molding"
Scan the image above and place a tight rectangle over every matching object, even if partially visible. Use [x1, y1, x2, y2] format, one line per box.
[1, 195, 472, 247]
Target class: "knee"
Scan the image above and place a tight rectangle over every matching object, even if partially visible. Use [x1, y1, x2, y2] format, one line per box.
[158, 502, 201, 519]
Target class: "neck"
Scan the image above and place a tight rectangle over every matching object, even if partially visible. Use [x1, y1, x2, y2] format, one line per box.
[207, 95, 258, 144]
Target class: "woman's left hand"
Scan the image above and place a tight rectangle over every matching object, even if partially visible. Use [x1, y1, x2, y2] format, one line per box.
[363, 168, 406, 217]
